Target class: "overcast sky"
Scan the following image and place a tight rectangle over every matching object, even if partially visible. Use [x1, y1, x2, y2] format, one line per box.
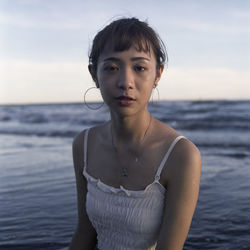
[0, 0, 249, 104]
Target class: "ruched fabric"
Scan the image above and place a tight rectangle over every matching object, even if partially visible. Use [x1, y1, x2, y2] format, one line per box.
[83, 129, 185, 250]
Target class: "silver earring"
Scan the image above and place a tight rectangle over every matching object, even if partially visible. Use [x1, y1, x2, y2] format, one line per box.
[150, 86, 160, 104]
[83, 87, 104, 110]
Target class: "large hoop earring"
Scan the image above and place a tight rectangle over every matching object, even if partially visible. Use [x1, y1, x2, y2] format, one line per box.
[150, 86, 160, 104]
[84, 87, 104, 110]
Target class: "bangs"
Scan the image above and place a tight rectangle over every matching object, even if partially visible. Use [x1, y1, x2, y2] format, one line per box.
[89, 18, 166, 72]
[108, 23, 152, 54]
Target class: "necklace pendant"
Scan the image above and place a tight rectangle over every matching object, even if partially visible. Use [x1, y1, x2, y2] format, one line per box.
[121, 168, 128, 177]
[135, 157, 138, 163]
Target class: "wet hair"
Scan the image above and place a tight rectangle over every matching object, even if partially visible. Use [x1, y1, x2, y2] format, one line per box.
[89, 17, 167, 75]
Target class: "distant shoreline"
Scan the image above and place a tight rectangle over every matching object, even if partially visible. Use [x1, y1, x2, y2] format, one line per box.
[0, 99, 249, 107]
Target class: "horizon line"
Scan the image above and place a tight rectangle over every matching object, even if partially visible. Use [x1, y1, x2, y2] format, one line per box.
[1, 98, 249, 106]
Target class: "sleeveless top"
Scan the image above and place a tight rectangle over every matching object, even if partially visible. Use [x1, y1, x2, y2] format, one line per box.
[83, 128, 185, 250]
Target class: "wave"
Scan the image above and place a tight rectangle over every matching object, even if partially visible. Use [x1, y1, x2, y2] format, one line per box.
[0, 243, 67, 250]
[1, 101, 250, 139]
[0, 130, 78, 138]
[214, 152, 250, 159]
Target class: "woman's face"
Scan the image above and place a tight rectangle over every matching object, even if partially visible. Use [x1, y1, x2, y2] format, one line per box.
[92, 45, 164, 116]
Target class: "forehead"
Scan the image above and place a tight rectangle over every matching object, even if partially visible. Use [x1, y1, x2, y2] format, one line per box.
[98, 44, 156, 63]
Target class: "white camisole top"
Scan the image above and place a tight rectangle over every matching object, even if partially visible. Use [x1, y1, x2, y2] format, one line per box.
[83, 128, 185, 250]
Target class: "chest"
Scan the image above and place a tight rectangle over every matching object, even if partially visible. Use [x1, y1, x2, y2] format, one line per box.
[86, 142, 168, 191]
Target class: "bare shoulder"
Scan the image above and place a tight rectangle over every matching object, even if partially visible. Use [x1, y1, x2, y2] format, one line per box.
[174, 138, 201, 169]
[72, 124, 109, 169]
[72, 129, 87, 174]
[152, 118, 201, 184]
[167, 137, 202, 185]
[73, 130, 85, 149]
[72, 125, 100, 155]
[153, 117, 201, 164]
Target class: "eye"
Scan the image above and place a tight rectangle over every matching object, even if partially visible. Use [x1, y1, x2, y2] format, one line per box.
[134, 65, 146, 72]
[103, 65, 119, 72]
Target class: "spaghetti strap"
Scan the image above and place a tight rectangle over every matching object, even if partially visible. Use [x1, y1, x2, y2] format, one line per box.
[83, 128, 90, 171]
[155, 135, 186, 181]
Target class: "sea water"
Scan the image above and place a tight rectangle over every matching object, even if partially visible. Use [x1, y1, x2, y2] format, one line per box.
[0, 101, 250, 250]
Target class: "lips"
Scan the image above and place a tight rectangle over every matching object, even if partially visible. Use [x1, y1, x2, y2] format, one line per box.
[115, 95, 135, 106]
[115, 95, 135, 101]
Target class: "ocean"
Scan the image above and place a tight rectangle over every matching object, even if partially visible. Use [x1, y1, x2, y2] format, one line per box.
[0, 100, 250, 250]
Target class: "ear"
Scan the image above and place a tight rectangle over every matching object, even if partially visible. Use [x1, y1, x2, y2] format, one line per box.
[88, 65, 99, 88]
[154, 64, 164, 87]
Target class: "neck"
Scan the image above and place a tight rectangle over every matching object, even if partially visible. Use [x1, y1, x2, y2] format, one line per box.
[110, 110, 152, 148]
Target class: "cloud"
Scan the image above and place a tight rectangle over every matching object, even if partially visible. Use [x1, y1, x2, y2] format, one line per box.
[0, 60, 93, 104]
[230, 9, 250, 19]
[159, 66, 250, 100]
[0, 10, 91, 30]
[175, 20, 250, 35]
[1, 60, 249, 104]
[0, 1, 112, 30]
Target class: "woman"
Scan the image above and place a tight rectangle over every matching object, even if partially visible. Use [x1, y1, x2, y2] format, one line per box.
[70, 17, 201, 250]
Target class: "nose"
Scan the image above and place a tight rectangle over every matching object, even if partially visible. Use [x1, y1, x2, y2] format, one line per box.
[117, 67, 134, 90]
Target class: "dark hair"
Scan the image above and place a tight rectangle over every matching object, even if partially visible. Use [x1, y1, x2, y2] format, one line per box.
[89, 17, 167, 75]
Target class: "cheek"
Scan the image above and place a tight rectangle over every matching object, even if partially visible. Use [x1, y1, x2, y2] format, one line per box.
[138, 75, 155, 92]
[98, 81, 114, 104]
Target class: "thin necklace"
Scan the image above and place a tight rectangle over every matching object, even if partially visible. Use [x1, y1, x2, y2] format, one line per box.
[111, 115, 152, 177]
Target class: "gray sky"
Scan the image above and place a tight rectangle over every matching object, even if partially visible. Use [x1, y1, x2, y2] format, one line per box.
[0, 0, 249, 104]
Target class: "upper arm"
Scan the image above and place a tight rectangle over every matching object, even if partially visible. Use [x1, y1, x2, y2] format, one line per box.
[156, 139, 202, 250]
[70, 131, 97, 249]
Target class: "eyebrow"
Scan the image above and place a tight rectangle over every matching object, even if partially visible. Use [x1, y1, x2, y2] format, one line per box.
[103, 57, 150, 62]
